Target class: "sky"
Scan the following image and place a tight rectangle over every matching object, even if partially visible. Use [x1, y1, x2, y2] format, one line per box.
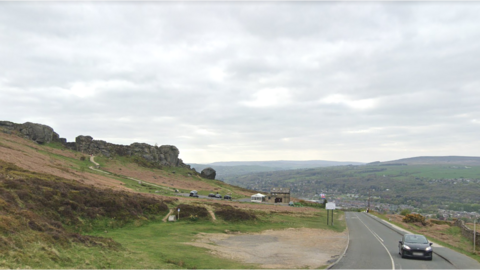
[1, 1, 480, 164]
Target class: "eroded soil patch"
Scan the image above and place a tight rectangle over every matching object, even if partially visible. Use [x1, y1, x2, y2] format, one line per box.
[186, 228, 348, 269]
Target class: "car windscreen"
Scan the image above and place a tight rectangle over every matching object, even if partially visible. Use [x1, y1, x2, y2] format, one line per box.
[405, 235, 428, 244]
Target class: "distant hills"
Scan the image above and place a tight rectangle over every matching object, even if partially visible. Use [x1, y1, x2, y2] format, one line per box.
[189, 160, 365, 179]
[208, 160, 364, 168]
[215, 155, 480, 213]
[190, 157, 480, 181]
[374, 156, 480, 166]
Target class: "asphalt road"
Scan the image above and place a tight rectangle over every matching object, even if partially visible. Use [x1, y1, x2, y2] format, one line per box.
[177, 192, 253, 202]
[332, 212, 480, 269]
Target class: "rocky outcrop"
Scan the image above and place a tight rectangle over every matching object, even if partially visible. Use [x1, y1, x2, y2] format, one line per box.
[73, 136, 186, 168]
[0, 121, 15, 132]
[200, 167, 216, 179]
[1, 120, 190, 169]
[0, 121, 60, 144]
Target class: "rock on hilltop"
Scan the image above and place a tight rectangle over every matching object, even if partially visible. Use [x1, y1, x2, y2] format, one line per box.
[0, 120, 190, 169]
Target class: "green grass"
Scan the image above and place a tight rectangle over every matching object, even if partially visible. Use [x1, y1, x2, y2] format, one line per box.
[87, 210, 346, 269]
[44, 141, 66, 150]
[370, 164, 480, 180]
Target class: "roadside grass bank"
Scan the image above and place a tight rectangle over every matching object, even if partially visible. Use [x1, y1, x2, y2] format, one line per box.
[372, 212, 480, 263]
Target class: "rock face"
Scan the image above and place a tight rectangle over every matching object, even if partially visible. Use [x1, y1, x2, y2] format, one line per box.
[0, 120, 190, 169]
[200, 167, 216, 179]
[0, 121, 59, 144]
[74, 135, 186, 167]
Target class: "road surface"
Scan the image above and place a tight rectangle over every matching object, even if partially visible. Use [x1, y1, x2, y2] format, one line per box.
[332, 212, 480, 269]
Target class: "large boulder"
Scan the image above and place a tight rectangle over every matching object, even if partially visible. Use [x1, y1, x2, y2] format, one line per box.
[16, 122, 59, 144]
[158, 145, 180, 166]
[200, 167, 216, 179]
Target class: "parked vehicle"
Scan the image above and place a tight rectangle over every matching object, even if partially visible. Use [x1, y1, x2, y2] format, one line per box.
[215, 193, 222, 198]
[208, 193, 216, 197]
[398, 234, 433, 260]
[224, 195, 232, 200]
[288, 201, 294, 206]
[189, 190, 198, 197]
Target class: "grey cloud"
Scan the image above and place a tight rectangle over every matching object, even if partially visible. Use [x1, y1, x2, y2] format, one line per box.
[1, 2, 480, 163]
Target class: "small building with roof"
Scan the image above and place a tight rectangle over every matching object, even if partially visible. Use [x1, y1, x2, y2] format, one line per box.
[267, 187, 290, 203]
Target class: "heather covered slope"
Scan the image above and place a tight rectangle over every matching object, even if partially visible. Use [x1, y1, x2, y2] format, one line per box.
[0, 130, 255, 199]
[0, 131, 347, 269]
[0, 159, 173, 268]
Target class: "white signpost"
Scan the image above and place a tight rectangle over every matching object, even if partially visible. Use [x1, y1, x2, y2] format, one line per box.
[326, 202, 336, 210]
[177, 208, 180, 221]
[326, 202, 336, 226]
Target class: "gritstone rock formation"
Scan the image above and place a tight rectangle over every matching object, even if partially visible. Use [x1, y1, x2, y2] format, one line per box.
[0, 121, 190, 169]
[200, 167, 216, 179]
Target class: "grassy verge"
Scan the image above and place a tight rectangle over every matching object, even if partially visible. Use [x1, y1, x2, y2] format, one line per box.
[372, 212, 480, 263]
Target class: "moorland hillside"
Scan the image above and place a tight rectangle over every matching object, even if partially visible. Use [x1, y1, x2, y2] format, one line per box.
[1, 121, 336, 269]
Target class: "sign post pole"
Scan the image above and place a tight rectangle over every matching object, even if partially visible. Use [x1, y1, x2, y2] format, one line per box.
[178, 208, 180, 221]
[331, 209, 334, 226]
[326, 202, 336, 226]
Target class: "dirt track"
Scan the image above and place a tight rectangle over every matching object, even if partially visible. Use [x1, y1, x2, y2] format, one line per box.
[186, 228, 348, 269]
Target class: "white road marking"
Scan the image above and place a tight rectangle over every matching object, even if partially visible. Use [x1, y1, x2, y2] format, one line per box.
[372, 231, 384, 242]
[355, 213, 395, 270]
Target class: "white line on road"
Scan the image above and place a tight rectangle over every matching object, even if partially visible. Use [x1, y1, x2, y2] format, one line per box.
[355, 213, 395, 270]
[372, 231, 384, 243]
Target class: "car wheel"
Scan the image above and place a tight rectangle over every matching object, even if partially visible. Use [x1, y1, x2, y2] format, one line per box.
[427, 256, 432, 261]
[401, 250, 406, 258]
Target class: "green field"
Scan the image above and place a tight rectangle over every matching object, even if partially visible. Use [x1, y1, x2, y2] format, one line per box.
[223, 163, 480, 210]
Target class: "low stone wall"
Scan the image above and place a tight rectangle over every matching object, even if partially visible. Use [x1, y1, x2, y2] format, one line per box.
[454, 219, 480, 246]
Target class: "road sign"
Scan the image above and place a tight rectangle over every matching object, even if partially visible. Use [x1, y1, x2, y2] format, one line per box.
[326, 202, 336, 210]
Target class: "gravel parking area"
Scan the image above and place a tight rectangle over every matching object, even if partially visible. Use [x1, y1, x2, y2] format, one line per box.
[186, 227, 348, 269]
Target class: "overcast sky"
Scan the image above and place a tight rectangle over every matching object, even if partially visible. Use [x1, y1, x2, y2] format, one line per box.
[1, 2, 480, 164]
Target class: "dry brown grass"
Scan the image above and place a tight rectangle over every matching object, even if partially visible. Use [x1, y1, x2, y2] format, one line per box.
[1, 131, 320, 218]
[386, 214, 478, 254]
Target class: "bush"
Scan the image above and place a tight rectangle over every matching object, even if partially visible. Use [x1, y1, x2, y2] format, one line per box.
[176, 204, 209, 220]
[403, 213, 428, 226]
[214, 205, 256, 221]
[400, 209, 411, 216]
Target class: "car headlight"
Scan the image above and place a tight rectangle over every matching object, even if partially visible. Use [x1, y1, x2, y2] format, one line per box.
[402, 245, 411, 250]
[425, 246, 432, 251]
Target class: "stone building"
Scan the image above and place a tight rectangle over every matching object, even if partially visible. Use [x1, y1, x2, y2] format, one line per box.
[267, 187, 290, 203]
